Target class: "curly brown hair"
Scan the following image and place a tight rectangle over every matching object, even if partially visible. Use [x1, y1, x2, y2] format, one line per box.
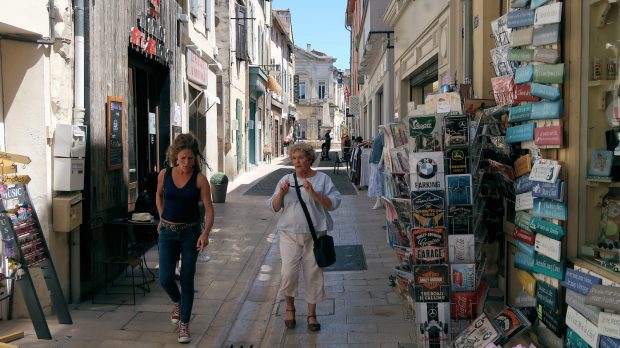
[166, 132, 206, 171]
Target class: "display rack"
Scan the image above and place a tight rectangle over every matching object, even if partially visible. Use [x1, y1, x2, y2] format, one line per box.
[0, 151, 72, 339]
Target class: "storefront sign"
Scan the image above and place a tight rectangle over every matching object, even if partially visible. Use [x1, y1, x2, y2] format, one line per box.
[514, 155, 532, 177]
[532, 198, 567, 220]
[538, 304, 563, 337]
[514, 65, 534, 84]
[514, 211, 533, 231]
[562, 269, 601, 295]
[600, 335, 620, 348]
[531, 83, 561, 101]
[510, 27, 534, 47]
[511, 0, 530, 8]
[508, 48, 534, 62]
[514, 84, 540, 103]
[186, 49, 208, 86]
[129, 3, 172, 65]
[531, 101, 563, 120]
[515, 176, 535, 194]
[530, 216, 564, 239]
[531, 179, 563, 200]
[598, 312, 620, 339]
[509, 104, 532, 123]
[506, 123, 535, 144]
[566, 327, 590, 348]
[534, 63, 565, 84]
[566, 306, 599, 347]
[565, 289, 600, 324]
[515, 239, 535, 257]
[533, 23, 560, 46]
[534, 2, 562, 26]
[529, 161, 560, 183]
[586, 285, 620, 311]
[514, 226, 535, 245]
[535, 233, 561, 262]
[507, 9, 535, 28]
[530, 0, 551, 9]
[534, 253, 564, 280]
[515, 192, 534, 211]
[534, 48, 560, 63]
[536, 280, 558, 309]
[514, 251, 534, 271]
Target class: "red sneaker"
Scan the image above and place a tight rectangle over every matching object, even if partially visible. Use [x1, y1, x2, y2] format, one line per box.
[178, 322, 191, 343]
[171, 303, 180, 324]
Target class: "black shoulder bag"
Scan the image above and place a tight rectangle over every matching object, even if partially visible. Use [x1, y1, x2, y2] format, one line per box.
[293, 173, 336, 268]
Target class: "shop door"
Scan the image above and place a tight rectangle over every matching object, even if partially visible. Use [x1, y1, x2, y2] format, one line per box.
[236, 99, 243, 172]
[249, 100, 256, 165]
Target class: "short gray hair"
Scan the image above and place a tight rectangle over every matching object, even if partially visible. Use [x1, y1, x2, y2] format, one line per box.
[288, 142, 316, 163]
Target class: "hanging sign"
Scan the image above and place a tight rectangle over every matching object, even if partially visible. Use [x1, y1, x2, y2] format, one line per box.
[533, 253, 564, 280]
[129, 0, 172, 65]
[566, 306, 599, 347]
[531, 101, 563, 120]
[566, 328, 589, 348]
[533, 64, 565, 84]
[536, 280, 558, 309]
[534, 233, 562, 262]
[530, 216, 564, 239]
[514, 155, 533, 177]
[585, 285, 620, 311]
[509, 104, 533, 123]
[514, 65, 534, 84]
[565, 289, 600, 324]
[533, 23, 560, 46]
[534, 48, 560, 64]
[508, 48, 534, 62]
[531, 179, 564, 200]
[506, 123, 535, 143]
[515, 192, 534, 211]
[507, 9, 535, 28]
[530, 0, 550, 9]
[532, 198, 567, 220]
[600, 336, 620, 348]
[529, 161, 560, 183]
[513, 226, 535, 245]
[534, 125, 563, 148]
[598, 314, 620, 343]
[514, 251, 534, 271]
[534, 2, 562, 26]
[514, 84, 540, 103]
[515, 175, 536, 194]
[510, 27, 534, 47]
[562, 269, 602, 296]
[531, 83, 561, 101]
[514, 211, 533, 232]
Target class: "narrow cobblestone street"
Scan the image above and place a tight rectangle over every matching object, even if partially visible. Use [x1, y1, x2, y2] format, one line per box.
[5, 154, 413, 348]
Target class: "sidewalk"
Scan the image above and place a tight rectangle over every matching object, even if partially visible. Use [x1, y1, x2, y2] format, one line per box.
[4, 155, 414, 347]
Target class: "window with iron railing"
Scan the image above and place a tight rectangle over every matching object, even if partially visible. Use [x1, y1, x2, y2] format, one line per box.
[235, 3, 247, 60]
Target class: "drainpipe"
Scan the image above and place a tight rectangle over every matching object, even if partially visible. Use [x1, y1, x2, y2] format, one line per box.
[464, 0, 473, 83]
[0, 0, 56, 45]
[73, 0, 85, 126]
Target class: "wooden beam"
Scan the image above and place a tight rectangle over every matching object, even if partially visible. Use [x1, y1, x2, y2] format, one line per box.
[0, 331, 24, 343]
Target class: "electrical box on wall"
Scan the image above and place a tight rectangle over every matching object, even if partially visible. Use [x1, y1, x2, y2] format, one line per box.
[54, 158, 85, 191]
[53, 192, 83, 232]
[53, 124, 87, 158]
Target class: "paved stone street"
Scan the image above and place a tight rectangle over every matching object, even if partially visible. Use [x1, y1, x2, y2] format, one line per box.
[3, 154, 414, 347]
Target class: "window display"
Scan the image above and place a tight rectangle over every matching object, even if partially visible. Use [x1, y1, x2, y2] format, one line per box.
[579, 0, 620, 276]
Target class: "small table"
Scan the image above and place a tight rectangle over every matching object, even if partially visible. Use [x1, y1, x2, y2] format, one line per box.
[104, 218, 159, 284]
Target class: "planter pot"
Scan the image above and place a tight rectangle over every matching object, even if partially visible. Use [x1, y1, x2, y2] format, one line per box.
[211, 183, 228, 203]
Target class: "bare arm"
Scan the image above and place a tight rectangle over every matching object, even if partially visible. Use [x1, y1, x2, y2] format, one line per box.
[271, 180, 289, 212]
[196, 174, 214, 251]
[155, 169, 166, 226]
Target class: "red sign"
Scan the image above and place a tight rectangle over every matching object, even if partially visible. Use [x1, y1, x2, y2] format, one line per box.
[513, 226, 535, 245]
[514, 84, 540, 102]
[534, 125, 563, 147]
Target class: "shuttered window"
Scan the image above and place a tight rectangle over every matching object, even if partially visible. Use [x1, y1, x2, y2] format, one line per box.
[205, 0, 212, 32]
[190, 0, 199, 18]
[235, 3, 247, 60]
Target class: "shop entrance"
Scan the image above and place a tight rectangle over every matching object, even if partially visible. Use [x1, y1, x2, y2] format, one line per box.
[249, 100, 256, 165]
[127, 50, 170, 210]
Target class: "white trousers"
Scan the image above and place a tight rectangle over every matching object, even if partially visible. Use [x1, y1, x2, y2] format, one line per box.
[279, 231, 326, 304]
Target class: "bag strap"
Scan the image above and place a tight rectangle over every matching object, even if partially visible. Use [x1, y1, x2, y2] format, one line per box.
[293, 172, 318, 242]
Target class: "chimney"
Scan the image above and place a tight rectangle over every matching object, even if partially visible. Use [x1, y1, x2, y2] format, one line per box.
[307, 44, 311, 51]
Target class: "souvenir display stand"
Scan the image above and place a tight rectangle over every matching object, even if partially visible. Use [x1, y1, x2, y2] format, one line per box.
[0, 151, 72, 339]
[384, 88, 537, 346]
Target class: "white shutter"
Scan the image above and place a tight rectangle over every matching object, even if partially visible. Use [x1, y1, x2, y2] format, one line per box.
[205, 0, 212, 32]
[190, 0, 199, 18]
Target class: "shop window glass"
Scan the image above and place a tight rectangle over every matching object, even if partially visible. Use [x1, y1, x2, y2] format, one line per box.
[579, 2, 620, 273]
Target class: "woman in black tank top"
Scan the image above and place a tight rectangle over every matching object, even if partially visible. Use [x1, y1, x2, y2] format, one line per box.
[155, 133, 214, 343]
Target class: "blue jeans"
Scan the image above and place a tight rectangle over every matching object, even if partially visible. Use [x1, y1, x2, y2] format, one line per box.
[158, 224, 200, 323]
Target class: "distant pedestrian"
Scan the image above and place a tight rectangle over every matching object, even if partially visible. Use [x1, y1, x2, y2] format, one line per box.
[267, 142, 342, 331]
[156, 132, 214, 343]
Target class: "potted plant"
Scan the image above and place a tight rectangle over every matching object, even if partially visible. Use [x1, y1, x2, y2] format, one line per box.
[210, 172, 229, 203]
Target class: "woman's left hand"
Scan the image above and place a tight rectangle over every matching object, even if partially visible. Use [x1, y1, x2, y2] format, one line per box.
[303, 180, 315, 195]
[196, 232, 209, 252]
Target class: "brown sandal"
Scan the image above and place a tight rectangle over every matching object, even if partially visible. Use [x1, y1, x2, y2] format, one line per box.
[307, 315, 321, 331]
[284, 308, 296, 329]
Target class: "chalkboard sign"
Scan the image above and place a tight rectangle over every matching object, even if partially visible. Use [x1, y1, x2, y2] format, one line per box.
[107, 96, 124, 170]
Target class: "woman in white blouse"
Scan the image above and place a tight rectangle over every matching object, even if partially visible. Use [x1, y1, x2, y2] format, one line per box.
[267, 142, 342, 332]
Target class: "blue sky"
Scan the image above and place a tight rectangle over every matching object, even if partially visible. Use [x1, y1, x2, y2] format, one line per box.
[273, 0, 350, 70]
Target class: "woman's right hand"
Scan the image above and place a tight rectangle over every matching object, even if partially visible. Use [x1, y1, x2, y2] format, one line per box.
[279, 180, 289, 195]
